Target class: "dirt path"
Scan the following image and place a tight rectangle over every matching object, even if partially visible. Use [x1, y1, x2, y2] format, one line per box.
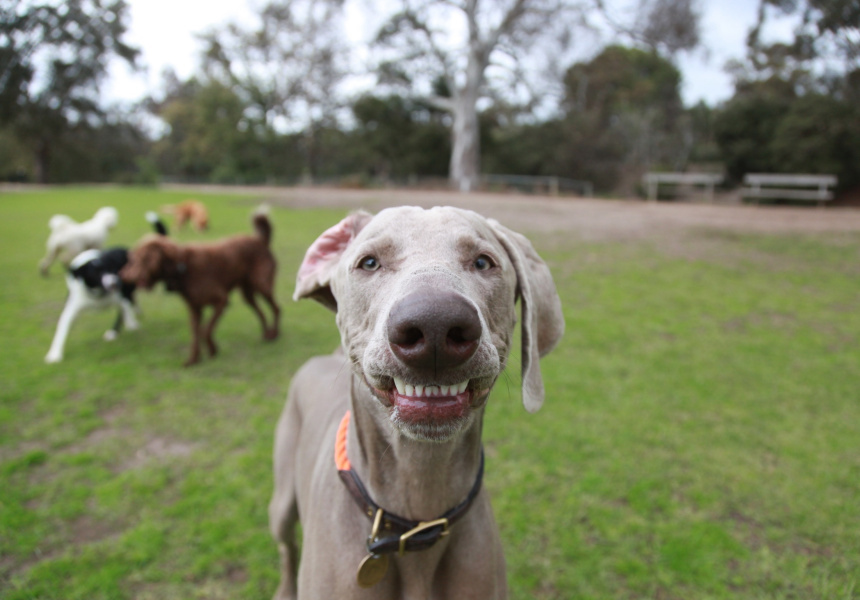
[170, 184, 860, 240]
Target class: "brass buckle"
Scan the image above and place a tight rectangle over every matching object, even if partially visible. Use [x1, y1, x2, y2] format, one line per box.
[368, 507, 384, 545]
[398, 518, 449, 555]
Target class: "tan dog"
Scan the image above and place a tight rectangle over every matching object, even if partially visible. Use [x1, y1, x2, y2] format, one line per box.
[161, 200, 209, 232]
[121, 210, 279, 366]
[269, 206, 564, 599]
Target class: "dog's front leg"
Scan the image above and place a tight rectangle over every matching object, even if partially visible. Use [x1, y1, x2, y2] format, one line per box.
[104, 308, 122, 341]
[39, 247, 59, 276]
[120, 298, 139, 331]
[269, 396, 301, 600]
[45, 286, 83, 363]
[184, 305, 203, 366]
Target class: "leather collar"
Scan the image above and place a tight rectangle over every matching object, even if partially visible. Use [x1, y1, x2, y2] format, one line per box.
[161, 261, 187, 292]
[335, 411, 484, 556]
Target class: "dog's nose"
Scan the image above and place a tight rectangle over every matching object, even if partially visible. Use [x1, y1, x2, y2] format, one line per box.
[387, 289, 481, 371]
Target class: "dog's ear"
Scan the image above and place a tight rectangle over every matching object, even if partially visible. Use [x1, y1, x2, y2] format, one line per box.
[489, 219, 564, 413]
[294, 211, 373, 311]
[154, 236, 183, 263]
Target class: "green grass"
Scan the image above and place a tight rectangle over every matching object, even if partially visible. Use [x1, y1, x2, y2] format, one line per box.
[2, 187, 859, 599]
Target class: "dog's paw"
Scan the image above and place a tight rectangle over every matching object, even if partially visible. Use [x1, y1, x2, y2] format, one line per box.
[103, 330, 118, 341]
[126, 320, 140, 331]
[44, 352, 62, 364]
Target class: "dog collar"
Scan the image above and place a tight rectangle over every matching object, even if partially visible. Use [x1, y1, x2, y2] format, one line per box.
[335, 411, 484, 558]
[161, 262, 187, 292]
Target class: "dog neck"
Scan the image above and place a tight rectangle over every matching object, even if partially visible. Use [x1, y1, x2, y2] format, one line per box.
[347, 374, 485, 523]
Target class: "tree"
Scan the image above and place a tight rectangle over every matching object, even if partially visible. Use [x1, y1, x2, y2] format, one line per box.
[200, 0, 348, 180]
[715, 89, 860, 189]
[713, 93, 792, 182]
[749, 0, 859, 71]
[725, 0, 859, 98]
[372, 0, 701, 192]
[714, 0, 860, 191]
[47, 112, 149, 183]
[351, 94, 450, 180]
[557, 45, 688, 191]
[149, 74, 272, 183]
[374, 0, 587, 192]
[594, 0, 701, 58]
[771, 93, 860, 188]
[0, 126, 32, 181]
[0, 0, 138, 182]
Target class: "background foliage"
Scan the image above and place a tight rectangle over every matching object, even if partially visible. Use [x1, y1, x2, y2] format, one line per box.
[2, 0, 858, 195]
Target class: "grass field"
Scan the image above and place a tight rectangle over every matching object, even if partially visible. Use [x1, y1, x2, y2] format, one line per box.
[1, 187, 859, 599]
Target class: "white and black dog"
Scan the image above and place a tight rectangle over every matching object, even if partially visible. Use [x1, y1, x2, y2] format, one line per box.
[43, 212, 169, 364]
[44, 247, 140, 364]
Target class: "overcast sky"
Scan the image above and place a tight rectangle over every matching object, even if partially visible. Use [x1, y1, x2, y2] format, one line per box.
[104, 0, 798, 109]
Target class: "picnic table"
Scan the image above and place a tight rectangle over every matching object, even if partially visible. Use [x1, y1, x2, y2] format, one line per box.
[741, 173, 837, 207]
[643, 172, 723, 202]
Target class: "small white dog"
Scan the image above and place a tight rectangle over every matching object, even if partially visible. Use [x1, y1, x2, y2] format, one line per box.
[39, 206, 119, 275]
[45, 248, 139, 364]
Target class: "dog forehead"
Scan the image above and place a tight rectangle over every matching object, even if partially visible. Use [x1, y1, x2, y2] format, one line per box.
[133, 234, 162, 251]
[356, 206, 496, 249]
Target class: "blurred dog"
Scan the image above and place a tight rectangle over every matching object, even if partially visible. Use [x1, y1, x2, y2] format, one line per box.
[161, 200, 209, 232]
[39, 206, 119, 275]
[146, 210, 169, 236]
[121, 208, 279, 366]
[44, 248, 138, 364]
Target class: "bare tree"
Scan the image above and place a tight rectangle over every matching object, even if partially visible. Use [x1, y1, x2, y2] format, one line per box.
[593, 0, 701, 58]
[201, 0, 348, 178]
[746, 0, 859, 72]
[374, 0, 587, 192]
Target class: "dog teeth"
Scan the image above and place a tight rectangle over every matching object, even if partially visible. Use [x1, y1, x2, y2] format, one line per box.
[392, 379, 469, 398]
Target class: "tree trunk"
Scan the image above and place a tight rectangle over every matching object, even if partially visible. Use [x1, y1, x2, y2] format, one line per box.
[301, 123, 317, 184]
[450, 92, 481, 192]
[449, 44, 485, 193]
[34, 138, 50, 184]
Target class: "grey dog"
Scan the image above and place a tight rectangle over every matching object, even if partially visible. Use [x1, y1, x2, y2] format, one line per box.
[269, 206, 564, 599]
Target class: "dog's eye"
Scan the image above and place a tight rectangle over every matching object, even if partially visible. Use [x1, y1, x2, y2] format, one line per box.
[474, 255, 494, 271]
[359, 256, 380, 272]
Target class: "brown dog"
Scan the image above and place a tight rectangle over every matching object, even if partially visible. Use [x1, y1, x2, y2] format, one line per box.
[121, 210, 280, 366]
[161, 200, 210, 232]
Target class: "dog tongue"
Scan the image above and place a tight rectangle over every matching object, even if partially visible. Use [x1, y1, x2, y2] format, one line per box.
[393, 392, 470, 423]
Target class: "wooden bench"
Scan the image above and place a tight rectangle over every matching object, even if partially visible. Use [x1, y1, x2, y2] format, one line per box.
[643, 172, 723, 202]
[741, 173, 837, 207]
